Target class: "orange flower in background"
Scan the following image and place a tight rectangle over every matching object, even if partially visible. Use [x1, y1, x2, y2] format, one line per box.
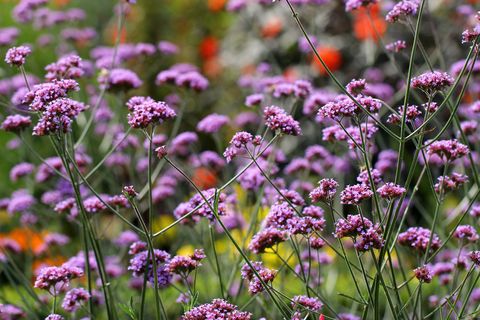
[7, 228, 45, 255]
[109, 25, 127, 45]
[192, 167, 218, 190]
[261, 17, 283, 39]
[203, 57, 222, 78]
[32, 256, 66, 275]
[353, 14, 386, 41]
[352, 5, 386, 42]
[53, 0, 70, 7]
[208, 0, 226, 12]
[200, 36, 219, 60]
[310, 46, 342, 76]
[283, 67, 299, 82]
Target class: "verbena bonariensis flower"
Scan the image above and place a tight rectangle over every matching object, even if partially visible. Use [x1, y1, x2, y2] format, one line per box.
[385, 40, 407, 53]
[453, 225, 479, 242]
[1, 114, 32, 132]
[354, 225, 384, 251]
[5, 45, 31, 66]
[288, 214, 326, 235]
[357, 168, 382, 187]
[248, 227, 287, 253]
[434, 173, 468, 193]
[33, 98, 87, 136]
[62, 287, 90, 312]
[291, 295, 323, 312]
[128, 249, 171, 286]
[469, 251, 480, 266]
[125, 96, 176, 129]
[346, 78, 366, 95]
[45, 314, 64, 320]
[0, 304, 25, 319]
[340, 184, 373, 205]
[414, 265, 433, 283]
[167, 249, 205, 275]
[387, 105, 422, 125]
[181, 299, 252, 320]
[34, 265, 83, 292]
[7, 189, 36, 215]
[398, 227, 441, 253]
[264, 202, 296, 229]
[196, 113, 229, 133]
[426, 139, 469, 162]
[385, 0, 420, 23]
[23, 79, 79, 112]
[377, 183, 406, 199]
[309, 178, 339, 203]
[240, 261, 277, 294]
[173, 188, 226, 224]
[263, 105, 301, 136]
[411, 71, 454, 95]
[45, 54, 84, 81]
[223, 131, 262, 163]
[0, 27, 19, 46]
[335, 214, 384, 250]
[98, 68, 142, 91]
[334, 214, 373, 238]
[158, 40, 179, 55]
[245, 93, 264, 107]
[274, 189, 305, 206]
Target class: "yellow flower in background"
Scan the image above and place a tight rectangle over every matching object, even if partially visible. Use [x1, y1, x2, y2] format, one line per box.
[153, 214, 177, 245]
[176, 244, 195, 256]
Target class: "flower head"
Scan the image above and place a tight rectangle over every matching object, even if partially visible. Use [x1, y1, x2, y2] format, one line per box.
[5, 46, 31, 66]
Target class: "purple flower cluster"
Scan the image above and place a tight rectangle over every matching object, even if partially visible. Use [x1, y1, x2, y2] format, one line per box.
[434, 173, 468, 193]
[263, 105, 301, 136]
[426, 139, 470, 162]
[33, 98, 87, 136]
[248, 227, 288, 253]
[173, 188, 227, 224]
[126, 96, 176, 129]
[181, 299, 252, 320]
[34, 265, 83, 292]
[240, 261, 277, 294]
[62, 287, 90, 312]
[128, 246, 172, 287]
[385, 40, 407, 53]
[167, 249, 206, 275]
[411, 71, 454, 94]
[223, 131, 262, 162]
[45, 54, 85, 81]
[340, 184, 373, 205]
[291, 295, 323, 314]
[334, 214, 384, 251]
[398, 227, 441, 253]
[377, 183, 406, 199]
[156, 64, 209, 91]
[453, 225, 479, 243]
[5, 45, 31, 66]
[98, 68, 142, 91]
[414, 265, 433, 283]
[1, 114, 32, 132]
[386, 0, 420, 23]
[196, 113, 230, 133]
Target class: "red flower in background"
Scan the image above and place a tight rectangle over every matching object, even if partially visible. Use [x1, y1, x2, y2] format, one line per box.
[200, 36, 219, 60]
[208, 0, 227, 12]
[261, 17, 283, 38]
[310, 46, 342, 76]
[192, 167, 218, 190]
[353, 5, 386, 41]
